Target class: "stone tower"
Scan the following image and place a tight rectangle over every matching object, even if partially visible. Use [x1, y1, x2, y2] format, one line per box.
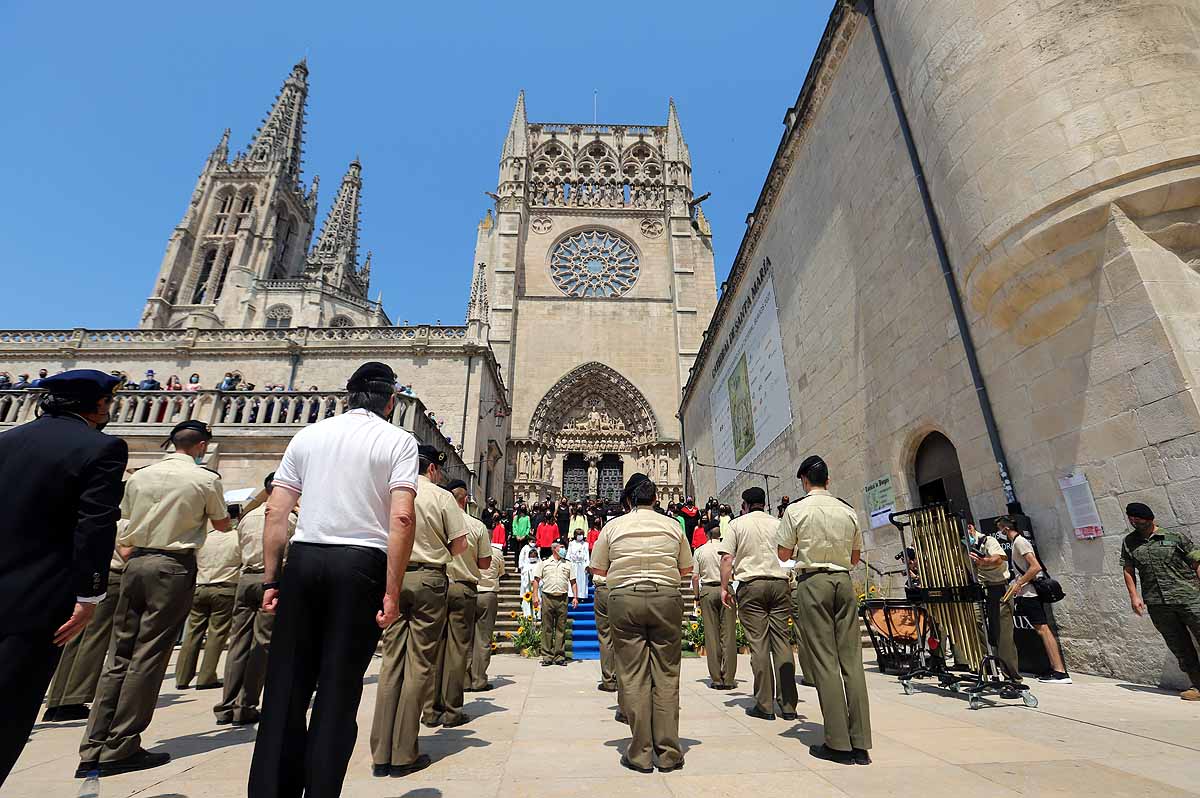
[140, 60, 387, 330]
[473, 92, 718, 504]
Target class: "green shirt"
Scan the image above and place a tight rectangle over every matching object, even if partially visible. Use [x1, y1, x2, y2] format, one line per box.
[512, 515, 531, 540]
[1121, 528, 1200, 606]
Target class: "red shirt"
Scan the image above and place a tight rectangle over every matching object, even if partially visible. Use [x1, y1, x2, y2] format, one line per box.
[491, 523, 506, 546]
[587, 527, 601, 551]
[535, 521, 559, 547]
[692, 525, 708, 549]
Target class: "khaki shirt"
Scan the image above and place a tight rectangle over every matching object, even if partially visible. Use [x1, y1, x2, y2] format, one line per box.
[236, 503, 298, 571]
[196, 529, 241, 585]
[776, 489, 862, 572]
[534, 557, 575, 596]
[974, 534, 1009, 586]
[592, 573, 607, 586]
[590, 508, 693, 589]
[413, 474, 468, 565]
[478, 544, 506, 592]
[693, 540, 724, 585]
[449, 513, 491, 585]
[118, 453, 229, 551]
[111, 520, 129, 573]
[718, 510, 789, 581]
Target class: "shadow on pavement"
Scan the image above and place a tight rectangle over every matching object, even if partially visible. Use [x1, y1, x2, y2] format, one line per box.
[149, 726, 257, 760]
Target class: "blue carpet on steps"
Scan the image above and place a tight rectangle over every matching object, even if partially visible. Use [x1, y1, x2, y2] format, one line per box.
[567, 583, 599, 659]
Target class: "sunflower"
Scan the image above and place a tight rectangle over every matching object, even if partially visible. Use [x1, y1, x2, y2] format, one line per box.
[690, 622, 699, 631]
[510, 611, 519, 619]
[491, 643, 498, 652]
[505, 631, 513, 638]
[787, 618, 794, 626]
[517, 626, 525, 634]
[523, 591, 533, 601]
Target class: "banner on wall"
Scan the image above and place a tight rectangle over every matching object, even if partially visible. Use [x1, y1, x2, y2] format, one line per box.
[864, 476, 896, 528]
[708, 265, 793, 492]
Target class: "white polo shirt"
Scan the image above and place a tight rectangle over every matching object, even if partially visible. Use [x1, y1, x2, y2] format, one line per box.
[274, 408, 419, 551]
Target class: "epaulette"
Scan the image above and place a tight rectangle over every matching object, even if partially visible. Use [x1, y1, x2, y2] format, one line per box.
[203, 466, 222, 477]
[837, 497, 854, 508]
[786, 495, 810, 507]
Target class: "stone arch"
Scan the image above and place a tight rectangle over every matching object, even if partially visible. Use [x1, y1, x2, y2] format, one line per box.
[529, 361, 659, 446]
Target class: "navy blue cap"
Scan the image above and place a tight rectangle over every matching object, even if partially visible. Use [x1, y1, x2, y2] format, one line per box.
[418, 444, 447, 465]
[347, 361, 396, 392]
[39, 369, 121, 401]
[164, 419, 213, 448]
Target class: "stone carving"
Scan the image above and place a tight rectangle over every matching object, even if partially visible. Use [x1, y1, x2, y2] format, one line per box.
[530, 361, 659, 446]
[530, 215, 553, 234]
[550, 229, 640, 299]
[543, 451, 553, 482]
[518, 449, 530, 479]
[640, 218, 664, 238]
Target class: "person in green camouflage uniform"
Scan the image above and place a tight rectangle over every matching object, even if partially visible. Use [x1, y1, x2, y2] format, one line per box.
[1121, 502, 1200, 701]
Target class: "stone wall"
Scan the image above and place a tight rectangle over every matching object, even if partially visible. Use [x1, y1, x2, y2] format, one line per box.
[681, 1, 1200, 687]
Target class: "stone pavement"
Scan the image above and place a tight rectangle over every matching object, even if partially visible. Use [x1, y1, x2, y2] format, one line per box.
[8, 652, 1200, 797]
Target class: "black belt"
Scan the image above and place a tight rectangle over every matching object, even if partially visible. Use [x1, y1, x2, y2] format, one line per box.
[702, 581, 721, 587]
[243, 567, 265, 575]
[132, 547, 196, 561]
[542, 591, 568, 599]
[739, 575, 787, 584]
[796, 567, 842, 575]
[407, 562, 446, 573]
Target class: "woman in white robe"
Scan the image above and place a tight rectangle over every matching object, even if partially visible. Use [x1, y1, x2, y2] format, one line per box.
[519, 545, 541, 618]
[566, 531, 590, 598]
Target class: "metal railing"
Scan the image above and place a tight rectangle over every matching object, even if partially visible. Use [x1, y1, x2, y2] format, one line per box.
[0, 388, 470, 483]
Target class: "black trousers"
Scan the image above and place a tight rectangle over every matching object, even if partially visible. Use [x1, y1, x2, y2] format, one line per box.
[0, 630, 62, 786]
[248, 542, 386, 798]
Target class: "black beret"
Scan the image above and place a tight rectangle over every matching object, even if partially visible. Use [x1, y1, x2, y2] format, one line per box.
[444, 478, 468, 493]
[171, 419, 212, 440]
[1125, 502, 1154, 520]
[346, 361, 396, 392]
[742, 486, 766, 505]
[797, 455, 827, 479]
[418, 444, 447, 465]
[39, 369, 121, 401]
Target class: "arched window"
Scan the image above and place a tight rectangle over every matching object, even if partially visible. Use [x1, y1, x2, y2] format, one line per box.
[212, 249, 234, 301]
[239, 194, 254, 213]
[265, 304, 293, 329]
[329, 315, 354, 328]
[191, 249, 218, 304]
[914, 431, 972, 521]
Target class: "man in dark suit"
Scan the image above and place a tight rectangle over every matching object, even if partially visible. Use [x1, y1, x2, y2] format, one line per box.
[0, 369, 127, 786]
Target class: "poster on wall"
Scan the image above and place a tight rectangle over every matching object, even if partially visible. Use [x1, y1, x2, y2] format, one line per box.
[709, 267, 793, 492]
[865, 476, 896, 528]
[1057, 471, 1104, 540]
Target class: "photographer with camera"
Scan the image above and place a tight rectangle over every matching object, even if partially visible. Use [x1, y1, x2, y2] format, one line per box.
[967, 524, 1021, 681]
[998, 516, 1070, 684]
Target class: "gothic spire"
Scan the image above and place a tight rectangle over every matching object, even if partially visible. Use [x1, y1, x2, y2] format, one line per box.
[209, 128, 230, 166]
[307, 158, 363, 294]
[246, 60, 309, 181]
[501, 90, 528, 159]
[466, 262, 490, 323]
[665, 98, 690, 166]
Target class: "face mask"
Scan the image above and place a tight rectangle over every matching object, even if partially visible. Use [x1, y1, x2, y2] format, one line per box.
[194, 456, 204, 465]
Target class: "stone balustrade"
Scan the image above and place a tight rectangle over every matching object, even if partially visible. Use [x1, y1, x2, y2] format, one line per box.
[0, 388, 470, 483]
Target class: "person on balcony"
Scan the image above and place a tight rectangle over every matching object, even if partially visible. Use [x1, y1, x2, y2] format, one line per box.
[185, 373, 203, 392]
[137, 370, 161, 391]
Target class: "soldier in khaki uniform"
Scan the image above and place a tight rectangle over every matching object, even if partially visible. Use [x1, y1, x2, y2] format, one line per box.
[777, 456, 871, 766]
[176, 524, 241, 689]
[468, 540, 506, 692]
[214, 472, 296, 725]
[78, 420, 230, 777]
[692, 527, 736, 690]
[43, 530, 128, 722]
[370, 445, 468, 777]
[422, 479, 491, 727]
[592, 571, 618, 693]
[720, 486, 796, 720]
[591, 473, 692, 774]
[532, 542, 578, 665]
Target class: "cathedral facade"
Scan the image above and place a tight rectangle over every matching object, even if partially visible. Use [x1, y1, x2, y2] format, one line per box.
[0, 62, 717, 508]
[476, 93, 717, 504]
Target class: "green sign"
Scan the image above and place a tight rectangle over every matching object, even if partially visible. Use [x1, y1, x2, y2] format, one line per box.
[865, 476, 895, 528]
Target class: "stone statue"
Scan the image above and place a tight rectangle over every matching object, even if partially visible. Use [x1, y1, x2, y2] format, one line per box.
[543, 451, 553, 483]
[518, 449, 530, 480]
[587, 459, 599, 494]
[532, 449, 542, 480]
[659, 457, 669, 480]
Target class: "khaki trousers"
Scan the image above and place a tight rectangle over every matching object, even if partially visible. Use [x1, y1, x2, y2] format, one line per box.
[737, 577, 797, 715]
[610, 583, 683, 771]
[467, 590, 499, 690]
[698, 584, 737, 687]
[540, 593, 569, 664]
[593, 583, 618, 690]
[46, 569, 122, 709]
[214, 572, 274, 723]
[984, 583, 1020, 679]
[370, 568, 448, 767]
[176, 582, 236, 688]
[794, 571, 871, 751]
[80, 550, 197, 763]
[789, 583, 815, 684]
[423, 581, 477, 725]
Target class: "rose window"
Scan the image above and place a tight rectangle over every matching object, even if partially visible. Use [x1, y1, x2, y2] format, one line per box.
[549, 230, 640, 298]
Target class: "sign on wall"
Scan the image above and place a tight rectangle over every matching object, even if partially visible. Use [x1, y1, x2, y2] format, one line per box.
[1057, 471, 1104, 540]
[864, 476, 896, 528]
[708, 267, 793, 492]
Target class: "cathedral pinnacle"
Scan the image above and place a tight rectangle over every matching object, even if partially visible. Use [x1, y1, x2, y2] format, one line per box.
[245, 61, 310, 181]
[209, 128, 230, 165]
[466, 262, 490, 323]
[666, 98, 690, 166]
[307, 158, 364, 295]
[501, 90, 528, 159]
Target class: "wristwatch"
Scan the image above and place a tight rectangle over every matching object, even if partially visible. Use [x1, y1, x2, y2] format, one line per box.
[263, 581, 281, 591]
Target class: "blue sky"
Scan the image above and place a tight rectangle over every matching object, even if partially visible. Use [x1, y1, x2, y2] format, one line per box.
[0, 1, 832, 329]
